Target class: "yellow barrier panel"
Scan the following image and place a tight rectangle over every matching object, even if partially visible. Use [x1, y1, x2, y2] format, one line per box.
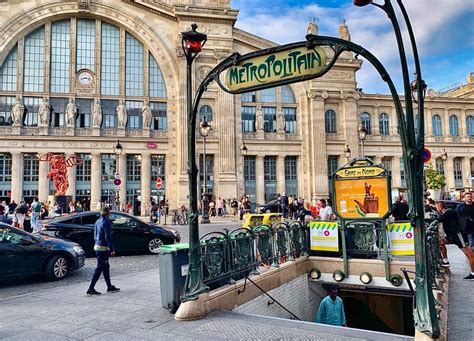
[242, 213, 282, 229]
[387, 222, 415, 256]
[309, 221, 339, 251]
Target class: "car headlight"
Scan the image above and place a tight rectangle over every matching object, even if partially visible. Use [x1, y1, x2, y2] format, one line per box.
[73, 246, 85, 254]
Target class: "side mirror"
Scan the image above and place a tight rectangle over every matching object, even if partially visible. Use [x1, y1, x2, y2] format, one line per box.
[20, 235, 34, 246]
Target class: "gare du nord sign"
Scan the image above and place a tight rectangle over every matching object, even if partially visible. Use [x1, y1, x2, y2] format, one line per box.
[224, 46, 327, 92]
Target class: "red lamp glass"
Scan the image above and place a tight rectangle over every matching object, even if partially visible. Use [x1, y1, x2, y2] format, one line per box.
[353, 0, 372, 6]
[185, 40, 203, 54]
[181, 23, 207, 56]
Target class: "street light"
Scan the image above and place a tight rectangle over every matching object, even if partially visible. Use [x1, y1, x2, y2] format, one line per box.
[358, 124, 367, 157]
[344, 144, 351, 161]
[353, 0, 438, 336]
[113, 140, 123, 211]
[199, 117, 211, 224]
[240, 142, 248, 155]
[181, 24, 209, 302]
[441, 149, 448, 161]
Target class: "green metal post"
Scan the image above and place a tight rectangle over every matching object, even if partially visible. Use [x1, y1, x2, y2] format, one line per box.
[340, 220, 348, 276]
[381, 220, 390, 281]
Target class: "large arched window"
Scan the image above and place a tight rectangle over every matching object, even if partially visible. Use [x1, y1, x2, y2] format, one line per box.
[449, 115, 459, 136]
[467, 116, 474, 137]
[325, 110, 337, 133]
[360, 112, 372, 134]
[379, 113, 389, 135]
[0, 19, 167, 129]
[199, 105, 213, 123]
[432, 114, 442, 136]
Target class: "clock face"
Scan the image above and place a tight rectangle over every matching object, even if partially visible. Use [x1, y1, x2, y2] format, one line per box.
[78, 71, 93, 85]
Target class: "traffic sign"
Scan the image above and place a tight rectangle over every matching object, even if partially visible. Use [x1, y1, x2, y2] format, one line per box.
[155, 178, 162, 189]
[113, 178, 122, 186]
[423, 148, 432, 163]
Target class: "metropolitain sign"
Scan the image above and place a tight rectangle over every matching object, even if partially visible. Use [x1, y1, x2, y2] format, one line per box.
[225, 46, 327, 92]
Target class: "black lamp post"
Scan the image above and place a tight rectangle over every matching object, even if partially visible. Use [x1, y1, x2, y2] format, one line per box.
[353, 0, 438, 337]
[358, 124, 367, 157]
[344, 144, 351, 161]
[114, 140, 123, 211]
[199, 117, 211, 224]
[181, 24, 209, 302]
[240, 142, 248, 156]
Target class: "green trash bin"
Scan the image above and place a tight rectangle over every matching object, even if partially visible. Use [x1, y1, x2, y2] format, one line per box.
[158, 243, 189, 314]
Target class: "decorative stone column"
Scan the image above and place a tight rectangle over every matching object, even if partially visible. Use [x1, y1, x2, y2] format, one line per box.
[90, 153, 101, 210]
[255, 155, 265, 205]
[141, 153, 151, 216]
[391, 156, 402, 189]
[38, 160, 50, 202]
[445, 156, 455, 191]
[462, 156, 471, 189]
[11, 152, 23, 203]
[277, 155, 286, 195]
[118, 154, 127, 209]
[66, 154, 76, 200]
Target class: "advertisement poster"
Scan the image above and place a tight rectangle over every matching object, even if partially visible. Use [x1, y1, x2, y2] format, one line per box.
[334, 177, 390, 219]
[310, 221, 339, 252]
[388, 222, 415, 256]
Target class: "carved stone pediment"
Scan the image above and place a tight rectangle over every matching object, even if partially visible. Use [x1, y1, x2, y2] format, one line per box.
[78, 0, 91, 12]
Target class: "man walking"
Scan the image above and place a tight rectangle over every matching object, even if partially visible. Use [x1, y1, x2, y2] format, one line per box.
[435, 201, 474, 280]
[87, 206, 120, 295]
[315, 288, 347, 327]
[456, 192, 474, 250]
[31, 198, 42, 233]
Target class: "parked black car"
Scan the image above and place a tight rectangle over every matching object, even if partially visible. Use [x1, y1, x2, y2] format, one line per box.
[40, 211, 180, 256]
[0, 223, 85, 281]
[255, 199, 281, 214]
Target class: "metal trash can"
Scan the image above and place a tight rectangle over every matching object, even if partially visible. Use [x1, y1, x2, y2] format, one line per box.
[158, 243, 189, 314]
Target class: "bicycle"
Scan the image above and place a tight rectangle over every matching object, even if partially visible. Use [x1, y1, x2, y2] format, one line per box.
[171, 206, 188, 225]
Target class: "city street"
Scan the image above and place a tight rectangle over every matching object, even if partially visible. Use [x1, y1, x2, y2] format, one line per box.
[0, 218, 242, 298]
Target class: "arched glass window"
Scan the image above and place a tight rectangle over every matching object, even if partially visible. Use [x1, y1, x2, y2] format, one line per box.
[261, 88, 276, 102]
[199, 105, 213, 123]
[325, 110, 337, 133]
[281, 85, 295, 103]
[360, 112, 372, 134]
[449, 115, 459, 136]
[0, 19, 167, 130]
[432, 114, 442, 136]
[0, 45, 18, 91]
[467, 116, 474, 137]
[379, 113, 389, 135]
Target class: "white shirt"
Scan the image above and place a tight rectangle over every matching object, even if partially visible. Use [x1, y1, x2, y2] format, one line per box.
[319, 206, 333, 220]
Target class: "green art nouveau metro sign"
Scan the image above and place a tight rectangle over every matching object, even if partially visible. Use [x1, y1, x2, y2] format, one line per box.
[225, 46, 327, 92]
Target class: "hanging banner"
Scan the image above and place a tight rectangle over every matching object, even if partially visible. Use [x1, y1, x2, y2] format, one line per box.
[310, 221, 339, 252]
[388, 222, 415, 256]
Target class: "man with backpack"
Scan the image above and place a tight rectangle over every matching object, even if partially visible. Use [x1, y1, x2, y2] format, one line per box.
[13, 201, 28, 230]
[456, 192, 474, 251]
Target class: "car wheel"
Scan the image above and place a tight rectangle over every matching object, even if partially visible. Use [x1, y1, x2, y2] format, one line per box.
[46, 255, 69, 281]
[147, 237, 164, 254]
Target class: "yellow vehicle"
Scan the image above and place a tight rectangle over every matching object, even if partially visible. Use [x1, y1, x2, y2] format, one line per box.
[242, 213, 283, 229]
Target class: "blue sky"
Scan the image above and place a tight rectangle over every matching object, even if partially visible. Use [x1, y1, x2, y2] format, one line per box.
[231, 0, 474, 94]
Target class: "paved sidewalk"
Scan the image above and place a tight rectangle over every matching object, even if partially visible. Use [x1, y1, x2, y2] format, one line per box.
[446, 245, 474, 340]
[0, 269, 412, 340]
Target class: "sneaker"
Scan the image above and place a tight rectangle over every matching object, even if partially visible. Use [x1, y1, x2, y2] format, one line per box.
[87, 289, 101, 296]
[441, 261, 450, 267]
[107, 286, 120, 293]
[463, 274, 474, 281]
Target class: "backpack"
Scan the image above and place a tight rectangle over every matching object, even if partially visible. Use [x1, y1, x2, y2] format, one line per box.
[16, 204, 28, 214]
[456, 203, 474, 234]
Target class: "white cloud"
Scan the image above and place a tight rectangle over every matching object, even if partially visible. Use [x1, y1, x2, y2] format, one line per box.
[234, 0, 474, 93]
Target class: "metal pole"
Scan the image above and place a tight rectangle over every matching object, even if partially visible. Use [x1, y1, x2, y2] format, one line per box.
[181, 40, 209, 301]
[201, 134, 210, 223]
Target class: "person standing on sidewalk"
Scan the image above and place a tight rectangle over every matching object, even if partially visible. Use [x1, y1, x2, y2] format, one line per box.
[435, 201, 474, 280]
[87, 206, 120, 295]
[456, 192, 474, 250]
[31, 198, 42, 233]
[315, 288, 347, 327]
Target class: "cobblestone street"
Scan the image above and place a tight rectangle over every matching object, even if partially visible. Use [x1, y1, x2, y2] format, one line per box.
[0, 219, 241, 298]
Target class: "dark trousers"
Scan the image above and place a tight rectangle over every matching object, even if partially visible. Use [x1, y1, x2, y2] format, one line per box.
[89, 250, 112, 290]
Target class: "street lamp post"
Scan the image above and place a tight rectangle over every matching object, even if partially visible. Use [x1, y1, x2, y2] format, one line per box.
[358, 124, 367, 157]
[344, 144, 351, 162]
[353, 0, 438, 337]
[181, 24, 209, 301]
[113, 140, 123, 211]
[199, 117, 211, 224]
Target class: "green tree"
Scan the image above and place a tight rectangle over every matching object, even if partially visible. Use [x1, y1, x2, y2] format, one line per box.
[424, 162, 446, 190]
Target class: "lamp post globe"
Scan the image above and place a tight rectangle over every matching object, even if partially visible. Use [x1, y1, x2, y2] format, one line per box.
[240, 142, 248, 156]
[344, 144, 351, 160]
[114, 140, 123, 156]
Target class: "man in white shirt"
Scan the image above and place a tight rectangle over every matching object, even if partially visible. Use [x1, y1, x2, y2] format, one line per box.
[318, 199, 333, 221]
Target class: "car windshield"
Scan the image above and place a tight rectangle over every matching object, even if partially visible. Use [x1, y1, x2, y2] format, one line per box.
[0, 224, 32, 244]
